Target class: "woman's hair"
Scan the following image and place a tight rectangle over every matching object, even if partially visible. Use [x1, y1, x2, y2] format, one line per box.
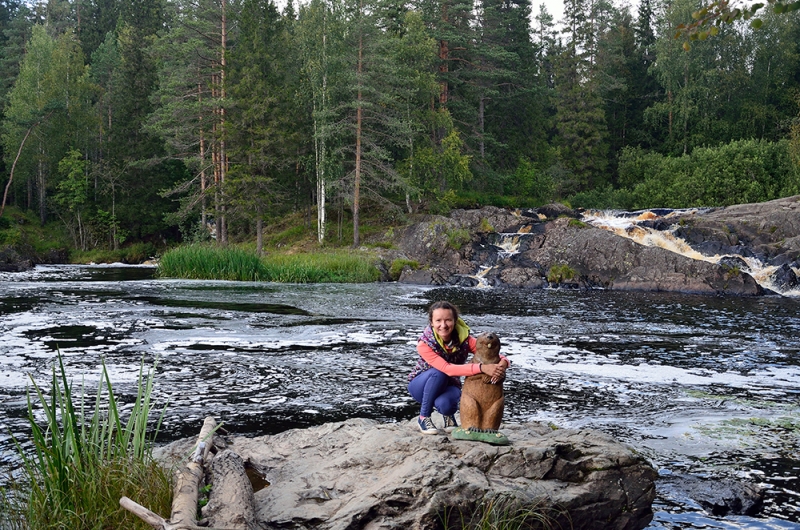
[428, 300, 460, 323]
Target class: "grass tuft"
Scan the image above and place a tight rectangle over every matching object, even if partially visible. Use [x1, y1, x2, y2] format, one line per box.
[440, 493, 565, 530]
[0, 354, 172, 529]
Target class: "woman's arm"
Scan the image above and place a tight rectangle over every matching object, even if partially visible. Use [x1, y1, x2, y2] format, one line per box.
[417, 341, 482, 377]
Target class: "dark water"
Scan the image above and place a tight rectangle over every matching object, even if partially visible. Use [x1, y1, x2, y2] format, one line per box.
[1, 265, 799, 529]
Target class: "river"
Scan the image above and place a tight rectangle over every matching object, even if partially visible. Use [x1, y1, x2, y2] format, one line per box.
[1, 264, 798, 529]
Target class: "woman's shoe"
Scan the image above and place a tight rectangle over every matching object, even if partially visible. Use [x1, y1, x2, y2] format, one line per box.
[442, 415, 459, 433]
[417, 416, 440, 435]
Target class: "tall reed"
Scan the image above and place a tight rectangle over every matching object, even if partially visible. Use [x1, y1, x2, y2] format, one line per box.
[159, 245, 380, 283]
[260, 251, 380, 283]
[1, 354, 172, 529]
[158, 244, 268, 281]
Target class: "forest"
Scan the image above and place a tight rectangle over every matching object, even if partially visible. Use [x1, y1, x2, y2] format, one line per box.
[0, 0, 799, 252]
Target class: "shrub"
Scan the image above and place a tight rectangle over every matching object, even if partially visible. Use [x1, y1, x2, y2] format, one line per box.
[446, 228, 471, 250]
[547, 263, 576, 284]
[389, 259, 419, 281]
[618, 139, 800, 209]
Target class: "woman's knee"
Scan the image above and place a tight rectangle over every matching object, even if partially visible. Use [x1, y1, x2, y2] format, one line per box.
[435, 387, 461, 415]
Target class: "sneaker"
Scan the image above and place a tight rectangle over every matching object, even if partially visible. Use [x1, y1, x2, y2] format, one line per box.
[442, 415, 459, 432]
[417, 416, 440, 435]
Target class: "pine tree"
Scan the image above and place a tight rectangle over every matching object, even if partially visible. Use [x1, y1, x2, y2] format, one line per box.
[145, 0, 233, 244]
[552, 0, 609, 194]
[226, 0, 298, 253]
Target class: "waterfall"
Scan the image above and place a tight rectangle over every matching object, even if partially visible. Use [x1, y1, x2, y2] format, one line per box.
[582, 209, 800, 297]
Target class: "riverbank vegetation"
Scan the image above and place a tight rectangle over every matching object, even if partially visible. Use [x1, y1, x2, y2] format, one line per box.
[0, 356, 172, 529]
[158, 244, 382, 283]
[0, 0, 798, 259]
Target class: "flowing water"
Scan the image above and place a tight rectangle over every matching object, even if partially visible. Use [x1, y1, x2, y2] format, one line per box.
[1, 264, 799, 529]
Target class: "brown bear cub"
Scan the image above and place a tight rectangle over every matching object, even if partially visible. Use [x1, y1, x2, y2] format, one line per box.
[459, 332, 505, 432]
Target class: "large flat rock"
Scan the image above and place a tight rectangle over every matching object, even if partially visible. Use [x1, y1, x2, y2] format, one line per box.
[160, 418, 657, 530]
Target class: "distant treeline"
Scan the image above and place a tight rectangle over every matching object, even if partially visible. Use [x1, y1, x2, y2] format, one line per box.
[0, 0, 798, 250]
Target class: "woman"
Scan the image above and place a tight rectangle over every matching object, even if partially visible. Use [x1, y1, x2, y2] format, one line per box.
[407, 301, 509, 434]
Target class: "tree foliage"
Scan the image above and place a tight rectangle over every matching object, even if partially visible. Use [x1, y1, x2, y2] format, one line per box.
[0, 0, 798, 251]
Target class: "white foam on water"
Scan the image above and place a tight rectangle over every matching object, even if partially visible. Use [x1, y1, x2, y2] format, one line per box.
[507, 341, 800, 391]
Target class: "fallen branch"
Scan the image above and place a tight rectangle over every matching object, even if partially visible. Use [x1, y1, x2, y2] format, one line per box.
[121, 416, 228, 530]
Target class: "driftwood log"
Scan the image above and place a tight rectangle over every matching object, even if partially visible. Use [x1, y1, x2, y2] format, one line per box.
[202, 450, 260, 530]
[121, 416, 243, 530]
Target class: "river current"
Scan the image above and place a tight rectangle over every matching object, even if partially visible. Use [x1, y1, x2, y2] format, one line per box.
[0, 265, 798, 529]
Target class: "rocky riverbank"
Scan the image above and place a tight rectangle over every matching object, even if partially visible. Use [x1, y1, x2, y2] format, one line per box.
[390, 195, 800, 296]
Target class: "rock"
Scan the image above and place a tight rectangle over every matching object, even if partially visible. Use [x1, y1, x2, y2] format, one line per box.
[657, 474, 764, 516]
[769, 263, 798, 291]
[159, 419, 657, 530]
[535, 203, 580, 220]
[392, 197, 800, 295]
[0, 245, 33, 272]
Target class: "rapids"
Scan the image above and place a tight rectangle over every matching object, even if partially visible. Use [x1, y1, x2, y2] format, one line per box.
[0, 264, 798, 529]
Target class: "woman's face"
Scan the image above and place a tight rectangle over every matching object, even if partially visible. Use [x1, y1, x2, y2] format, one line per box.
[431, 308, 456, 342]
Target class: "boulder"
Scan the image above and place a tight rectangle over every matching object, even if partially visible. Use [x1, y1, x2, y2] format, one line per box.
[657, 474, 764, 517]
[159, 418, 657, 530]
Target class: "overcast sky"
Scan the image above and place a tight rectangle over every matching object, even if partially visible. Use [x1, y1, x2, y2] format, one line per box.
[277, 0, 642, 31]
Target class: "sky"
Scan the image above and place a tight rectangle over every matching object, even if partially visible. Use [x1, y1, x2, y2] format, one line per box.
[276, 0, 640, 30]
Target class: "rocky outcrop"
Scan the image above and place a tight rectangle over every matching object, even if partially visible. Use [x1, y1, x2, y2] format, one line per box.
[393, 197, 800, 295]
[657, 474, 764, 517]
[156, 418, 657, 530]
[671, 195, 800, 268]
[0, 244, 68, 272]
[500, 217, 763, 295]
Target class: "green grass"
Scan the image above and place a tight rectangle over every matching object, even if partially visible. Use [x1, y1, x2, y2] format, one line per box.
[546, 263, 577, 284]
[0, 354, 172, 529]
[158, 244, 381, 283]
[389, 258, 419, 281]
[0, 206, 71, 253]
[159, 244, 269, 281]
[71, 242, 158, 264]
[260, 251, 381, 283]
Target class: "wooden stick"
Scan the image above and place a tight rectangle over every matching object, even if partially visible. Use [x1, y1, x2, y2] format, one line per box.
[170, 416, 218, 528]
[120, 496, 168, 528]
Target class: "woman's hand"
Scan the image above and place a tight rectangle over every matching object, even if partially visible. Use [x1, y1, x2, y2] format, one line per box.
[482, 362, 507, 384]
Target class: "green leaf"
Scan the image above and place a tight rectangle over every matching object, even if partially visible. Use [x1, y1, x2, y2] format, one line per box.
[698, 31, 708, 40]
[710, 26, 719, 36]
[773, 3, 786, 13]
[683, 41, 692, 52]
[750, 18, 763, 28]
